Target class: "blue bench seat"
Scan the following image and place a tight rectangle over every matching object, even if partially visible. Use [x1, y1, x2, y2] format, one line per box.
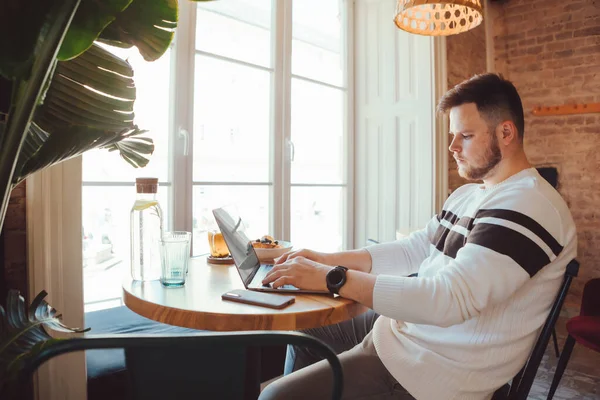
[85, 306, 198, 380]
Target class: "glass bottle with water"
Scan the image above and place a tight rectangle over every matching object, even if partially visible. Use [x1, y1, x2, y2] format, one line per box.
[130, 177, 163, 281]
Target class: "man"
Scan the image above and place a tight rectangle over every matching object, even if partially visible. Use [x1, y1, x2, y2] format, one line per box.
[259, 73, 577, 400]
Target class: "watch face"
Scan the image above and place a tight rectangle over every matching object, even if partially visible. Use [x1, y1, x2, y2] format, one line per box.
[329, 269, 343, 285]
[327, 266, 348, 294]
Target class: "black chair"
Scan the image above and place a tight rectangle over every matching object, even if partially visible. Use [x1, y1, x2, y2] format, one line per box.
[84, 306, 287, 400]
[18, 331, 343, 400]
[492, 259, 579, 400]
[536, 166, 562, 360]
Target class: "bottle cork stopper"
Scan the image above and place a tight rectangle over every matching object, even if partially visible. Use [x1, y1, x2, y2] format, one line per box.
[136, 177, 158, 194]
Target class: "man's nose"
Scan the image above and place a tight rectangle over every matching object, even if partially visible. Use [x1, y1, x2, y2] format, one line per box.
[448, 136, 460, 153]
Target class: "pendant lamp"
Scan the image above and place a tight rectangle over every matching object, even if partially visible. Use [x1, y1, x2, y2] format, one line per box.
[395, 0, 483, 36]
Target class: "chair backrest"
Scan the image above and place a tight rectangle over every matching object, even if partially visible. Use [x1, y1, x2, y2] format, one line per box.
[506, 259, 580, 400]
[17, 331, 343, 400]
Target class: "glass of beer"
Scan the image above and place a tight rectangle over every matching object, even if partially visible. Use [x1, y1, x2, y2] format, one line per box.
[208, 230, 230, 258]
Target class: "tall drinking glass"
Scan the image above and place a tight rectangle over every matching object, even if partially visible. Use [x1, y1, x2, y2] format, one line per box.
[160, 231, 191, 287]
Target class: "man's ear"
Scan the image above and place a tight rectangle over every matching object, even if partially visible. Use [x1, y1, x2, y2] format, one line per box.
[498, 121, 518, 144]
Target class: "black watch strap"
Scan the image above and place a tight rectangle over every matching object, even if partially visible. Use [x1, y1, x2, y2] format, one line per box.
[326, 266, 349, 295]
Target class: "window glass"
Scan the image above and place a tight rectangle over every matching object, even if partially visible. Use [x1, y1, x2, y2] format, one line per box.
[292, 0, 344, 86]
[193, 56, 271, 183]
[290, 78, 344, 184]
[290, 186, 344, 252]
[193, 185, 269, 256]
[196, 0, 272, 68]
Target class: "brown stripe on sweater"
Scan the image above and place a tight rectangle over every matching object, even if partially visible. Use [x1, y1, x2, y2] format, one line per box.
[475, 209, 563, 256]
[456, 216, 475, 231]
[442, 210, 459, 225]
[432, 212, 469, 252]
[444, 230, 467, 259]
[467, 222, 550, 276]
[433, 224, 451, 252]
[433, 210, 458, 249]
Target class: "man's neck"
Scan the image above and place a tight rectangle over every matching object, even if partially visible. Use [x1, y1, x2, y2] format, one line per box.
[482, 153, 532, 188]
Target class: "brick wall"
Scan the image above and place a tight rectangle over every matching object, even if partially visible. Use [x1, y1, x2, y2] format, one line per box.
[491, 0, 600, 306]
[0, 182, 28, 304]
[446, 24, 488, 193]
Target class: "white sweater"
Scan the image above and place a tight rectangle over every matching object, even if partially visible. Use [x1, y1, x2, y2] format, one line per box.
[367, 168, 577, 400]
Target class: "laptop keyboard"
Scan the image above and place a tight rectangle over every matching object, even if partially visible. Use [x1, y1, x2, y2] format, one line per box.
[252, 265, 298, 290]
[252, 264, 273, 284]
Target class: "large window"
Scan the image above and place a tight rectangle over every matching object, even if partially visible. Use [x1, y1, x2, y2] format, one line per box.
[82, 46, 173, 312]
[82, 0, 352, 312]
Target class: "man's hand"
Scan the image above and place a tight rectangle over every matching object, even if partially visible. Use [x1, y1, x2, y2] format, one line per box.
[275, 248, 330, 265]
[263, 256, 333, 291]
[276, 248, 373, 273]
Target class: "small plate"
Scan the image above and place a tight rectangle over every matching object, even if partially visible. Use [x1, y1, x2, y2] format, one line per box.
[207, 255, 234, 265]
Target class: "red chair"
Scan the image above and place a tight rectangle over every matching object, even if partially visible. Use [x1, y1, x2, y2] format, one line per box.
[546, 278, 600, 399]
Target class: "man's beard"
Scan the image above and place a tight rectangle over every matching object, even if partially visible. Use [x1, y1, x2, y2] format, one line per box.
[460, 135, 502, 181]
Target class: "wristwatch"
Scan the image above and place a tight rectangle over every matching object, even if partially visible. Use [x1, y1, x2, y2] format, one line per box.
[326, 266, 349, 295]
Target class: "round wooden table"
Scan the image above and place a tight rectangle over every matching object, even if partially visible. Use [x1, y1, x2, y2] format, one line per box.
[123, 256, 368, 331]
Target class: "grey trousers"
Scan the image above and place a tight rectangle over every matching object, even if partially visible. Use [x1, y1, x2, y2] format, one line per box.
[259, 310, 415, 400]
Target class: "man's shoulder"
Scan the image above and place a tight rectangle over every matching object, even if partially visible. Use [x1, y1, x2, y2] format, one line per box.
[477, 176, 575, 246]
[487, 173, 570, 218]
[442, 171, 574, 232]
[445, 183, 480, 204]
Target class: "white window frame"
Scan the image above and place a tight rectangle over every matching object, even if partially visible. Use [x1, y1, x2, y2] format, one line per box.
[174, 0, 355, 249]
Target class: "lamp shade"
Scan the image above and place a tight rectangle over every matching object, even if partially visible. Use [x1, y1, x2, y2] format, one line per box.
[395, 0, 483, 36]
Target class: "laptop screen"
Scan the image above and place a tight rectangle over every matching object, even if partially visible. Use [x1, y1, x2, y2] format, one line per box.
[212, 207, 261, 285]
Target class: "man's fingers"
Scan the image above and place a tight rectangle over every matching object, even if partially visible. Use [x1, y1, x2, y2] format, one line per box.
[274, 254, 288, 264]
[263, 270, 277, 283]
[263, 267, 286, 283]
[275, 250, 296, 264]
[272, 276, 291, 289]
[276, 249, 308, 264]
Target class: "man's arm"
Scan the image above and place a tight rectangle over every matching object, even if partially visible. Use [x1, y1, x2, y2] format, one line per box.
[265, 187, 576, 327]
[261, 255, 377, 307]
[369, 189, 577, 326]
[315, 249, 375, 273]
[337, 207, 576, 324]
[275, 248, 372, 272]
[276, 214, 441, 276]
[339, 270, 377, 308]
[263, 214, 441, 302]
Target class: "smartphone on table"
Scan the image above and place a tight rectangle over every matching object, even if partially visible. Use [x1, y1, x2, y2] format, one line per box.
[221, 289, 295, 309]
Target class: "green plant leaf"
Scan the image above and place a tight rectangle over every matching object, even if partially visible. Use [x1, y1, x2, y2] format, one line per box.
[0, 0, 213, 77]
[104, 136, 155, 168]
[12, 43, 154, 182]
[14, 123, 153, 183]
[0, 0, 81, 235]
[58, 0, 133, 61]
[35, 44, 135, 138]
[0, 290, 88, 387]
[98, 0, 178, 61]
[43, 44, 136, 131]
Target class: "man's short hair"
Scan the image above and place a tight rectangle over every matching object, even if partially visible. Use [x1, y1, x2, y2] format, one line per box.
[437, 73, 525, 139]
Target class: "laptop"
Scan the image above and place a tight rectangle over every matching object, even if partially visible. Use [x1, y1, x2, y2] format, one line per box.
[212, 207, 330, 294]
